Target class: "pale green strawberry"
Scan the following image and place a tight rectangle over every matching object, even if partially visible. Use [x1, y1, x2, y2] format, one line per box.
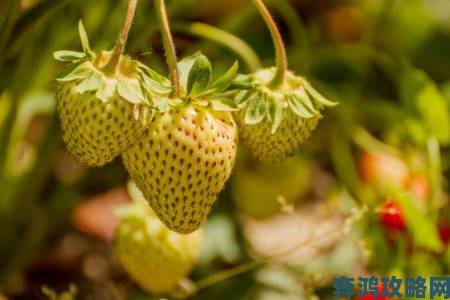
[235, 68, 336, 163]
[54, 21, 170, 167]
[122, 53, 239, 234]
[232, 154, 312, 219]
[113, 184, 202, 294]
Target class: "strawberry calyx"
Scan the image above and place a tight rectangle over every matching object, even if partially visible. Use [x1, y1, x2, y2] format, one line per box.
[153, 53, 241, 113]
[53, 20, 171, 105]
[235, 68, 337, 133]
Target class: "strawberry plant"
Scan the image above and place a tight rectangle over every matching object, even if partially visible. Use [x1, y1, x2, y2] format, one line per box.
[0, 0, 448, 299]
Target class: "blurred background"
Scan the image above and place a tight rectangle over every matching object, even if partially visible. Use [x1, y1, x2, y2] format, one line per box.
[0, 0, 449, 299]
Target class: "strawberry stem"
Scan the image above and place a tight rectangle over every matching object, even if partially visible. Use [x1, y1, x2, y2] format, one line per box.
[104, 0, 138, 76]
[154, 0, 180, 98]
[251, 0, 288, 88]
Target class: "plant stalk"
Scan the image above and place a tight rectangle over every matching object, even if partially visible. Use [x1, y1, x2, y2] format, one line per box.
[154, 0, 180, 98]
[104, 0, 138, 76]
[251, 0, 287, 87]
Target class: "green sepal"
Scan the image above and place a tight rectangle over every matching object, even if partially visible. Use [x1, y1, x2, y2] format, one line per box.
[245, 93, 266, 124]
[74, 72, 103, 93]
[140, 71, 172, 95]
[117, 77, 146, 104]
[96, 79, 116, 103]
[203, 61, 238, 95]
[287, 94, 314, 118]
[78, 20, 94, 57]
[210, 98, 239, 112]
[266, 98, 284, 134]
[54, 50, 86, 62]
[55, 61, 83, 81]
[55, 61, 91, 82]
[138, 62, 171, 86]
[154, 97, 169, 112]
[230, 74, 254, 90]
[300, 78, 337, 107]
[287, 88, 319, 118]
[235, 90, 252, 106]
[187, 54, 212, 96]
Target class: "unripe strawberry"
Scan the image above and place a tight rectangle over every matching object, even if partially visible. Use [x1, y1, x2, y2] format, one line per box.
[378, 200, 406, 232]
[235, 68, 336, 163]
[113, 196, 202, 295]
[54, 21, 169, 167]
[123, 54, 239, 234]
[123, 105, 237, 233]
[232, 154, 311, 219]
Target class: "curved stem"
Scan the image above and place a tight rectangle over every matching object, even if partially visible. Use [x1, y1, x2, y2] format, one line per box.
[195, 260, 265, 292]
[251, 0, 287, 87]
[173, 22, 262, 72]
[104, 0, 138, 76]
[154, 0, 180, 98]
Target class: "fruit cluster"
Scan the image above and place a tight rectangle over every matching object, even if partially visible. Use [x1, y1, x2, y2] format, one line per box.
[54, 21, 335, 235]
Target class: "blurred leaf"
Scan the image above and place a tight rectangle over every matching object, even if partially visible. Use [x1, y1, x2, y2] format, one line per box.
[400, 67, 450, 145]
[198, 215, 241, 265]
[389, 185, 443, 252]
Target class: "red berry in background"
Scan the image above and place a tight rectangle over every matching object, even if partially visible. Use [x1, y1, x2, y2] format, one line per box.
[359, 152, 409, 188]
[438, 222, 450, 245]
[378, 200, 406, 232]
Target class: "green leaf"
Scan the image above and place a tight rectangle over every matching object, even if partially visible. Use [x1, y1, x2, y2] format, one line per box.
[117, 77, 145, 104]
[78, 20, 93, 56]
[74, 72, 102, 94]
[187, 54, 212, 96]
[400, 68, 450, 145]
[206, 61, 238, 94]
[389, 185, 443, 252]
[301, 78, 337, 107]
[96, 79, 116, 103]
[245, 93, 266, 124]
[53, 50, 86, 62]
[177, 54, 198, 91]
[287, 92, 315, 118]
[210, 98, 239, 112]
[55, 61, 91, 82]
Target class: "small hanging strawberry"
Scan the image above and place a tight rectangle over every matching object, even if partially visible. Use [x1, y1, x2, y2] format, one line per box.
[113, 181, 202, 294]
[234, 0, 336, 163]
[123, 53, 239, 234]
[54, 1, 170, 167]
